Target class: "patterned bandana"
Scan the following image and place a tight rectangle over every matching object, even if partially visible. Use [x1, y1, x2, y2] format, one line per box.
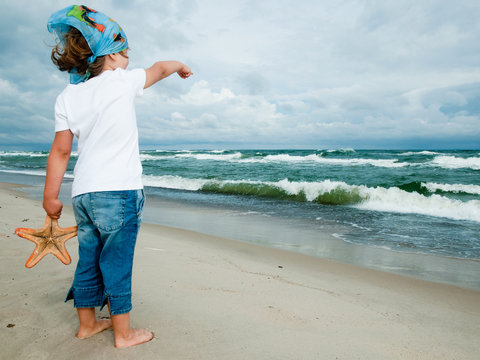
[47, 5, 128, 84]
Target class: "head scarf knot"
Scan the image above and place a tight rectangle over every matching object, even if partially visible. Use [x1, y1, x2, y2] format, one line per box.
[47, 5, 128, 84]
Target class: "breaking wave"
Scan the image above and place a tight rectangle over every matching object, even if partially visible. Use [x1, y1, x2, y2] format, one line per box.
[140, 151, 242, 162]
[142, 175, 480, 223]
[240, 154, 409, 168]
[0, 151, 48, 157]
[399, 151, 438, 156]
[430, 156, 480, 170]
[421, 182, 480, 195]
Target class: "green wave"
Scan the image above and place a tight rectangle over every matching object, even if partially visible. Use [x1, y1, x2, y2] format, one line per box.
[313, 187, 363, 205]
[200, 182, 364, 205]
[398, 181, 430, 195]
[397, 181, 476, 196]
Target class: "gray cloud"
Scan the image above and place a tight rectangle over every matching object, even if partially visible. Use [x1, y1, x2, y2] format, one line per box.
[0, 0, 479, 149]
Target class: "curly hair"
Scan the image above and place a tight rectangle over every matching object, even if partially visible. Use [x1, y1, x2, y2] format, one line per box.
[51, 27, 105, 79]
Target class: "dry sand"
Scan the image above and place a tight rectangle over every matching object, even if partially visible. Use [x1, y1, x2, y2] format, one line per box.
[1, 181, 479, 359]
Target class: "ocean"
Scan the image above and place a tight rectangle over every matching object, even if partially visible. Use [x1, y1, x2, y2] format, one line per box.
[1, 149, 479, 289]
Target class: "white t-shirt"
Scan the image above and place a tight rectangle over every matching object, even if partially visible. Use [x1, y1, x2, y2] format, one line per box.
[54, 68, 146, 197]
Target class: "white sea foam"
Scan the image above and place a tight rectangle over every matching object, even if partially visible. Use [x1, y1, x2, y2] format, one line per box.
[399, 151, 438, 156]
[175, 152, 243, 161]
[263, 154, 319, 162]
[141, 151, 236, 161]
[354, 185, 480, 223]
[326, 148, 356, 153]
[245, 154, 408, 168]
[273, 178, 353, 201]
[430, 155, 480, 170]
[139, 154, 163, 161]
[0, 151, 47, 157]
[0, 151, 79, 158]
[422, 182, 480, 195]
[152, 150, 193, 153]
[0, 169, 74, 178]
[142, 175, 208, 191]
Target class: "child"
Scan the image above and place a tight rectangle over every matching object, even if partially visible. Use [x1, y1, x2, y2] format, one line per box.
[43, 5, 192, 348]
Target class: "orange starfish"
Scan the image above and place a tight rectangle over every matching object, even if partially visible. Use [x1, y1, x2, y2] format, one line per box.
[15, 216, 77, 268]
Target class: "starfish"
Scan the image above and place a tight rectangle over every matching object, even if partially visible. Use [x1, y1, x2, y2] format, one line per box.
[15, 216, 77, 268]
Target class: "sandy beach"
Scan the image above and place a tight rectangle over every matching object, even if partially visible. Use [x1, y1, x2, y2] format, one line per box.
[1, 181, 479, 360]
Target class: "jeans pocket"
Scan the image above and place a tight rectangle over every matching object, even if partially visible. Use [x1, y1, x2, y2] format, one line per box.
[90, 192, 127, 232]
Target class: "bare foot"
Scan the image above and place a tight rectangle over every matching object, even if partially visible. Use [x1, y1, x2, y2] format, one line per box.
[76, 319, 112, 339]
[115, 328, 154, 348]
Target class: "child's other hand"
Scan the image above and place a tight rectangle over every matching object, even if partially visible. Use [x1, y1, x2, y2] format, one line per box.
[43, 198, 63, 219]
[177, 65, 193, 79]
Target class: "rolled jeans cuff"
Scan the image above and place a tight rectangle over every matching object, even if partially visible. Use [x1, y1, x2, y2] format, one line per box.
[65, 287, 132, 315]
[65, 285, 103, 308]
[104, 292, 133, 315]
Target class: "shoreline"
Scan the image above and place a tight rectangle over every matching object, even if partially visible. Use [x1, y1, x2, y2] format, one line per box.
[1, 181, 480, 359]
[4, 171, 480, 291]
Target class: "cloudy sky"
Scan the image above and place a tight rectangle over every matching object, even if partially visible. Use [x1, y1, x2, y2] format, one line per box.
[1, 0, 479, 149]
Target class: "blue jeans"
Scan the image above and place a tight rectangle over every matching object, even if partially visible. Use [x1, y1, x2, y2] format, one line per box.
[66, 190, 144, 315]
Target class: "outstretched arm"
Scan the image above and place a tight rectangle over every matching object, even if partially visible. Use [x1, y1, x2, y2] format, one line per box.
[43, 130, 74, 219]
[144, 61, 192, 89]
